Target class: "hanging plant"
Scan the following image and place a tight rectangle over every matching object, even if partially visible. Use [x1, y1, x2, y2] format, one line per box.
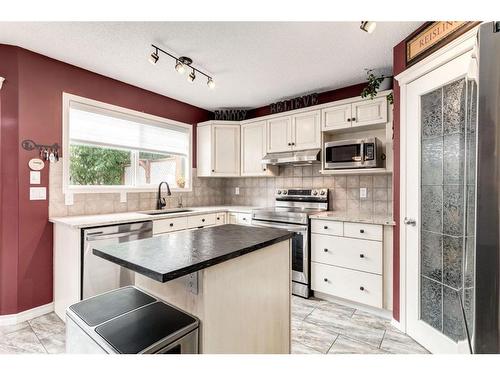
[361, 69, 393, 104]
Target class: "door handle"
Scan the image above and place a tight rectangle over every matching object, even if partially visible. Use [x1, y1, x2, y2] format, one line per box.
[404, 217, 417, 226]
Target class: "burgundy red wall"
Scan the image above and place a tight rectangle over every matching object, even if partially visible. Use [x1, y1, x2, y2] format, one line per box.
[0, 45, 211, 315]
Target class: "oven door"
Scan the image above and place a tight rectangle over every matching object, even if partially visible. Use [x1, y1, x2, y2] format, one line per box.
[250, 220, 309, 285]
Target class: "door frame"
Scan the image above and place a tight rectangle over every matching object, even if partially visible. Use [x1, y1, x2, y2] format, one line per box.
[395, 27, 478, 347]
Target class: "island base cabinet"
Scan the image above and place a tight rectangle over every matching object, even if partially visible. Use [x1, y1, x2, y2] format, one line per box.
[311, 262, 383, 308]
[135, 240, 291, 354]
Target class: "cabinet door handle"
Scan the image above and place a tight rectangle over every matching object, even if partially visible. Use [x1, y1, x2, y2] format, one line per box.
[324, 278, 328, 282]
[352, 117, 356, 121]
[359, 254, 365, 258]
[360, 286, 365, 291]
[359, 229, 365, 233]
[217, 217, 220, 220]
[202, 218, 205, 222]
[292, 142, 295, 146]
[211, 169, 215, 172]
[347, 118, 351, 122]
[263, 168, 266, 171]
[323, 248, 329, 253]
[324, 226, 328, 230]
[169, 223, 174, 227]
[288, 142, 292, 146]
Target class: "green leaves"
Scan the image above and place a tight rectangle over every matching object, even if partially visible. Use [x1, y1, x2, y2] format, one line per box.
[361, 69, 386, 100]
[69, 144, 131, 185]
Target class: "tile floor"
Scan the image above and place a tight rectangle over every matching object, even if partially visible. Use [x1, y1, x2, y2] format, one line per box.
[291, 296, 429, 354]
[0, 296, 429, 354]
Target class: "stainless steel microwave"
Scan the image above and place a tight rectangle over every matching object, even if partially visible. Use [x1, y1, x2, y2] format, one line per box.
[324, 137, 383, 169]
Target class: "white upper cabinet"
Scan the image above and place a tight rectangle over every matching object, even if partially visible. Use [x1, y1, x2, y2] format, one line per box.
[351, 97, 388, 127]
[292, 110, 321, 150]
[322, 97, 388, 131]
[197, 121, 240, 177]
[322, 104, 352, 130]
[241, 121, 273, 176]
[267, 116, 291, 153]
[267, 110, 321, 153]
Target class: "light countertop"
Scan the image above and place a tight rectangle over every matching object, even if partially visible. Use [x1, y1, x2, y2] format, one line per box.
[309, 211, 395, 226]
[49, 206, 256, 229]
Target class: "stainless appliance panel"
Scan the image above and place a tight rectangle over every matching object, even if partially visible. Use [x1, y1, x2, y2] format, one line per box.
[474, 21, 500, 354]
[324, 137, 383, 169]
[82, 221, 153, 300]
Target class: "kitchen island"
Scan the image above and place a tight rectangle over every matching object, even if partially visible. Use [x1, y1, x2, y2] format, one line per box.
[93, 224, 293, 354]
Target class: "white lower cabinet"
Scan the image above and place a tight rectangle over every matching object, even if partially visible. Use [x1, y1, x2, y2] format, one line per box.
[187, 213, 216, 228]
[311, 219, 384, 309]
[153, 216, 188, 235]
[311, 262, 383, 308]
[228, 212, 252, 225]
[215, 212, 227, 225]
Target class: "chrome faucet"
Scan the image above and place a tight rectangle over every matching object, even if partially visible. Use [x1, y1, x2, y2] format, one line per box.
[156, 181, 172, 210]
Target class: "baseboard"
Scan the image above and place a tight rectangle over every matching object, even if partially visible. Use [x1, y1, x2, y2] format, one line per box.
[390, 318, 404, 332]
[313, 291, 392, 320]
[0, 302, 54, 326]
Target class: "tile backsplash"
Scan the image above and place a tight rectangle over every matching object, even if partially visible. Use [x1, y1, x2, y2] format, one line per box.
[222, 165, 392, 216]
[49, 162, 392, 218]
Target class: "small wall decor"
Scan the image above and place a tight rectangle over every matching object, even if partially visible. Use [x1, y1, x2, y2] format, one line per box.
[405, 21, 480, 66]
[21, 139, 60, 163]
[214, 109, 248, 121]
[269, 93, 318, 114]
[28, 158, 45, 171]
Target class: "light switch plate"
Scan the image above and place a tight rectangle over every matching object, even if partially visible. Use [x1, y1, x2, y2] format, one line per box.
[30, 171, 41, 184]
[235, 187, 240, 195]
[30, 187, 46, 200]
[360, 187, 367, 199]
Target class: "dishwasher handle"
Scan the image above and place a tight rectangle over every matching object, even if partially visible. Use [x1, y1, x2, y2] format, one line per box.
[85, 229, 150, 242]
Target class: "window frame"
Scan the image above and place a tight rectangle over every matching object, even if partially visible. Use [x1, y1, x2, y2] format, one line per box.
[62, 93, 193, 194]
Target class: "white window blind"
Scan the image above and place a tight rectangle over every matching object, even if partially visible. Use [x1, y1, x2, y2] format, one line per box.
[69, 102, 190, 156]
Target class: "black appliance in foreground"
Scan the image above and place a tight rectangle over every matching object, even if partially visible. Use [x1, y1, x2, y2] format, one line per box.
[66, 286, 199, 354]
[251, 188, 329, 298]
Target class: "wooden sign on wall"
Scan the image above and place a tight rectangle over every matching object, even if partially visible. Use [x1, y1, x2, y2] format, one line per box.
[406, 21, 479, 66]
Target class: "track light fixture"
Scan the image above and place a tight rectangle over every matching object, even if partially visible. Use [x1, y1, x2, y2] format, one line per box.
[149, 48, 159, 65]
[187, 69, 196, 82]
[360, 21, 377, 34]
[148, 44, 215, 89]
[207, 77, 215, 89]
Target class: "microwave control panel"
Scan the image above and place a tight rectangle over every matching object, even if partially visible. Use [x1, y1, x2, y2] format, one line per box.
[364, 144, 375, 160]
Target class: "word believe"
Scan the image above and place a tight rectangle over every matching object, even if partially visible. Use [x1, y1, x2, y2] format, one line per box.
[270, 93, 319, 114]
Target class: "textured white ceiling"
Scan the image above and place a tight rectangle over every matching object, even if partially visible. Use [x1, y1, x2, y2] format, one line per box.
[0, 22, 421, 110]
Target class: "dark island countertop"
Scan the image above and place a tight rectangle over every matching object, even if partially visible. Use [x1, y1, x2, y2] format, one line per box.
[92, 224, 293, 283]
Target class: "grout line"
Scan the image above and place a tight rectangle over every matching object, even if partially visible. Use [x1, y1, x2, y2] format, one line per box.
[378, 329, 387, 349]
[27, 320, 48, 354]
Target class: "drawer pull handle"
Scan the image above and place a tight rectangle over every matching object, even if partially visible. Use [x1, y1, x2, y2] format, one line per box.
[202, 218, 205, 222]
[359, 229, 365, 233]
[217, 217, 220, 220]
[323, 248, 329, 253]
[169, 223, 174, 227]
[360, 286, 365, 291]
[323, 278, 328, 282]
[359, 254, 365, 258]
[324, 226, 328, 230]
[243, 217, 247, 221]
[351, 117, 356, 121]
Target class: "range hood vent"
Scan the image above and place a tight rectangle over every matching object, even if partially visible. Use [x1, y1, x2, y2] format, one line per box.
[262, 149, 321, 166]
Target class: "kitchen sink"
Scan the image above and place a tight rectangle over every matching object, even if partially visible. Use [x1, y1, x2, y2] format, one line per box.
[140, 209, 192, 216]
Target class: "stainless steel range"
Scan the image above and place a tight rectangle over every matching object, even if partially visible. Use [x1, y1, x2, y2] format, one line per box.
[251, 188, 329, 298]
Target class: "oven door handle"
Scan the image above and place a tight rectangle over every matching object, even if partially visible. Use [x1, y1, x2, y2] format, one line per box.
[360, 140, 365, 164]
[251, 220, 307, 232]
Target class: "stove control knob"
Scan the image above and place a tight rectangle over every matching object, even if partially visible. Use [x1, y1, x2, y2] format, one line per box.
[282, 190, 287, 195]
[312, 190, 318, 196]
[277, 190, 282, 195]
[320, 190, 326, 195]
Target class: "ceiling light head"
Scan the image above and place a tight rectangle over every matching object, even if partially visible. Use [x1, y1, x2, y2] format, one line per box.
[188, 69, 196, 83]
[360, 21, 377, 34]
[207, 77, 215, 89]
[175, 60, 186, 74]
[149, 51, 159, 65]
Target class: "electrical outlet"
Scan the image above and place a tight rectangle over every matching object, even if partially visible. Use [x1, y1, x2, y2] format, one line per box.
[30, 171, 41, 184]
[235, 187, 240, 195]
[360, 187, 367, 199]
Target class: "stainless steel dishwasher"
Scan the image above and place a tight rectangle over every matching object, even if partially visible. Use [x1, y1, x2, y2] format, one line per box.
[82, 221, 153, 299]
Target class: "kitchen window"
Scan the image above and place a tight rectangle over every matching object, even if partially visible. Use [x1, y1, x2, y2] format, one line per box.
[63, 93, 192, 193]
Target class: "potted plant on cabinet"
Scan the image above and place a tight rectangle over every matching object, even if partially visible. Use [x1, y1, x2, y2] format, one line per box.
[360, 69, 393, 104]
